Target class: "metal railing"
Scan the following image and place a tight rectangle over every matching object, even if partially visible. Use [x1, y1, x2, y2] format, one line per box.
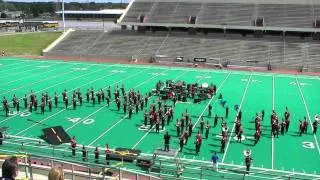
[1, 131, 319, 180]
[1, 144, 320, 180]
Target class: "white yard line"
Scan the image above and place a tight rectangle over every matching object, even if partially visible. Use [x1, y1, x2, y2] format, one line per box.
[14, 67, 126, 135]
[0, 65, 46, 80]
[1, 63, 108, 106]
[1, 61, 75, 86]
[15, 67, 146, 135]
[18, 59, 111, 67]
[88, 114, 129, 146]
[0, 59, 34, 69]
[272, 75, 275, 169]
[67, 68, 170, 132]
[131, 125, 154, 150]
[295, 77, 320, 156]
[270, 173, 295, 180]
[87, 69, 169, 146]
[192, 72, 231, 130]
[130, 70, 191, 149]
[0, 64, 112, 124]
[222, 74, 252, 163]
[0, 61, 44, 76]
[0, 66, 79, 96]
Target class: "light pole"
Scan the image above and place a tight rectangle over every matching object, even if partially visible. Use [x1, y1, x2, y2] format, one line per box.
[62, 0, 65, 32]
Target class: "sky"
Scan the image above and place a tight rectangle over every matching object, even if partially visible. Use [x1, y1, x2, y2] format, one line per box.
[4, 0, 130, 2]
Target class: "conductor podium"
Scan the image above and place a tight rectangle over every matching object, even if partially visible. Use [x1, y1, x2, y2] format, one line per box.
[137, 148, 184, 177]
[110, 148, 140, 162]
[42, 126, 71, 145]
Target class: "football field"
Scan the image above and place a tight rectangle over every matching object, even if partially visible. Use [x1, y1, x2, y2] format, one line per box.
[0, 57, 319, 179]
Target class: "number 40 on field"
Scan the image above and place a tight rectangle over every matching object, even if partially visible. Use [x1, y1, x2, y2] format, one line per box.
[67, 117, 95, 125]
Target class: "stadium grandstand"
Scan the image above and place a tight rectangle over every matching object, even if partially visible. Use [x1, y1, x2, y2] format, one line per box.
[45, 0, 320, 72]
[1, 0, 320, 179]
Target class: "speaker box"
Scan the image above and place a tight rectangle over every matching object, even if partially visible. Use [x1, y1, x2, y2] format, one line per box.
[42, 126, 71, 145]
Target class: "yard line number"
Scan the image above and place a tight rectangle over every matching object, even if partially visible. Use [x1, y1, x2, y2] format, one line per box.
[302, 141, 315, 149]
[8, 111, 31, 117]
[67, 117, 95, 125]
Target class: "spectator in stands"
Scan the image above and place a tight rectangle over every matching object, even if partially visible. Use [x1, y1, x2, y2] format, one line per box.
[48, 166, 64, 180]
[2, 50, 5, 56]
[1, 156, 19, 180]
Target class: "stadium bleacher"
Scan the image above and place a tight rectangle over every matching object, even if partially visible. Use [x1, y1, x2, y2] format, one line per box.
[45, 0, 320, 71]
[46, 30, 320, 70]
[121, 0, 320, 30]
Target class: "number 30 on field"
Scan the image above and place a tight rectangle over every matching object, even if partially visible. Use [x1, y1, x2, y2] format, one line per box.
[67, 117, 95, 125]
[302, 141, 315, 149]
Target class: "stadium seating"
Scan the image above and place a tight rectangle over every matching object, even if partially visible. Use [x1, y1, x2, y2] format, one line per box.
[121, 0, 320, 29]
[46, 30, 320, 70]
[122, 2, 154, 23]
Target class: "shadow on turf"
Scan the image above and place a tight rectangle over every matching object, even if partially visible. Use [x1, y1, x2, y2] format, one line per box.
[288, 132, 302, 137]
[243, 143, 255, 147]
[243, 127, 256, 130]
[27, 119, 48, 126]
[208, 143, 221, 148]
[261, 125, 271, 128]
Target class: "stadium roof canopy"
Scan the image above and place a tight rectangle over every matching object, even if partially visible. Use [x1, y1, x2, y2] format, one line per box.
[56, 9, 125, 15]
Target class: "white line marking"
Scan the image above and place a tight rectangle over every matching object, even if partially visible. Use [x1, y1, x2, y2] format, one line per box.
[36, 65, 50, 68]
[0, 61, 44, 74]
[65, 68, 159, 131]
[222, 74, 252, 163]
[87, 68, 173, 145]
[2, 139, 320, 179]
[0, 61, 75, 86]
[131, 125, 155, 149]
[0, 64, 118, 124]
[88, 115, 129, 146]
[14, 66, 124, 135]
[130, 70, 190, 149]
[0, 67, 79, 96]
[0, 61, 49, 78]
[272, 75, 275, 169]
[16, 66, 164, 135]
[1, 63, 110, 106]
[192, 72, 231, 130]
[295, 77, 320, 156]
[0, 59, 31, 67]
